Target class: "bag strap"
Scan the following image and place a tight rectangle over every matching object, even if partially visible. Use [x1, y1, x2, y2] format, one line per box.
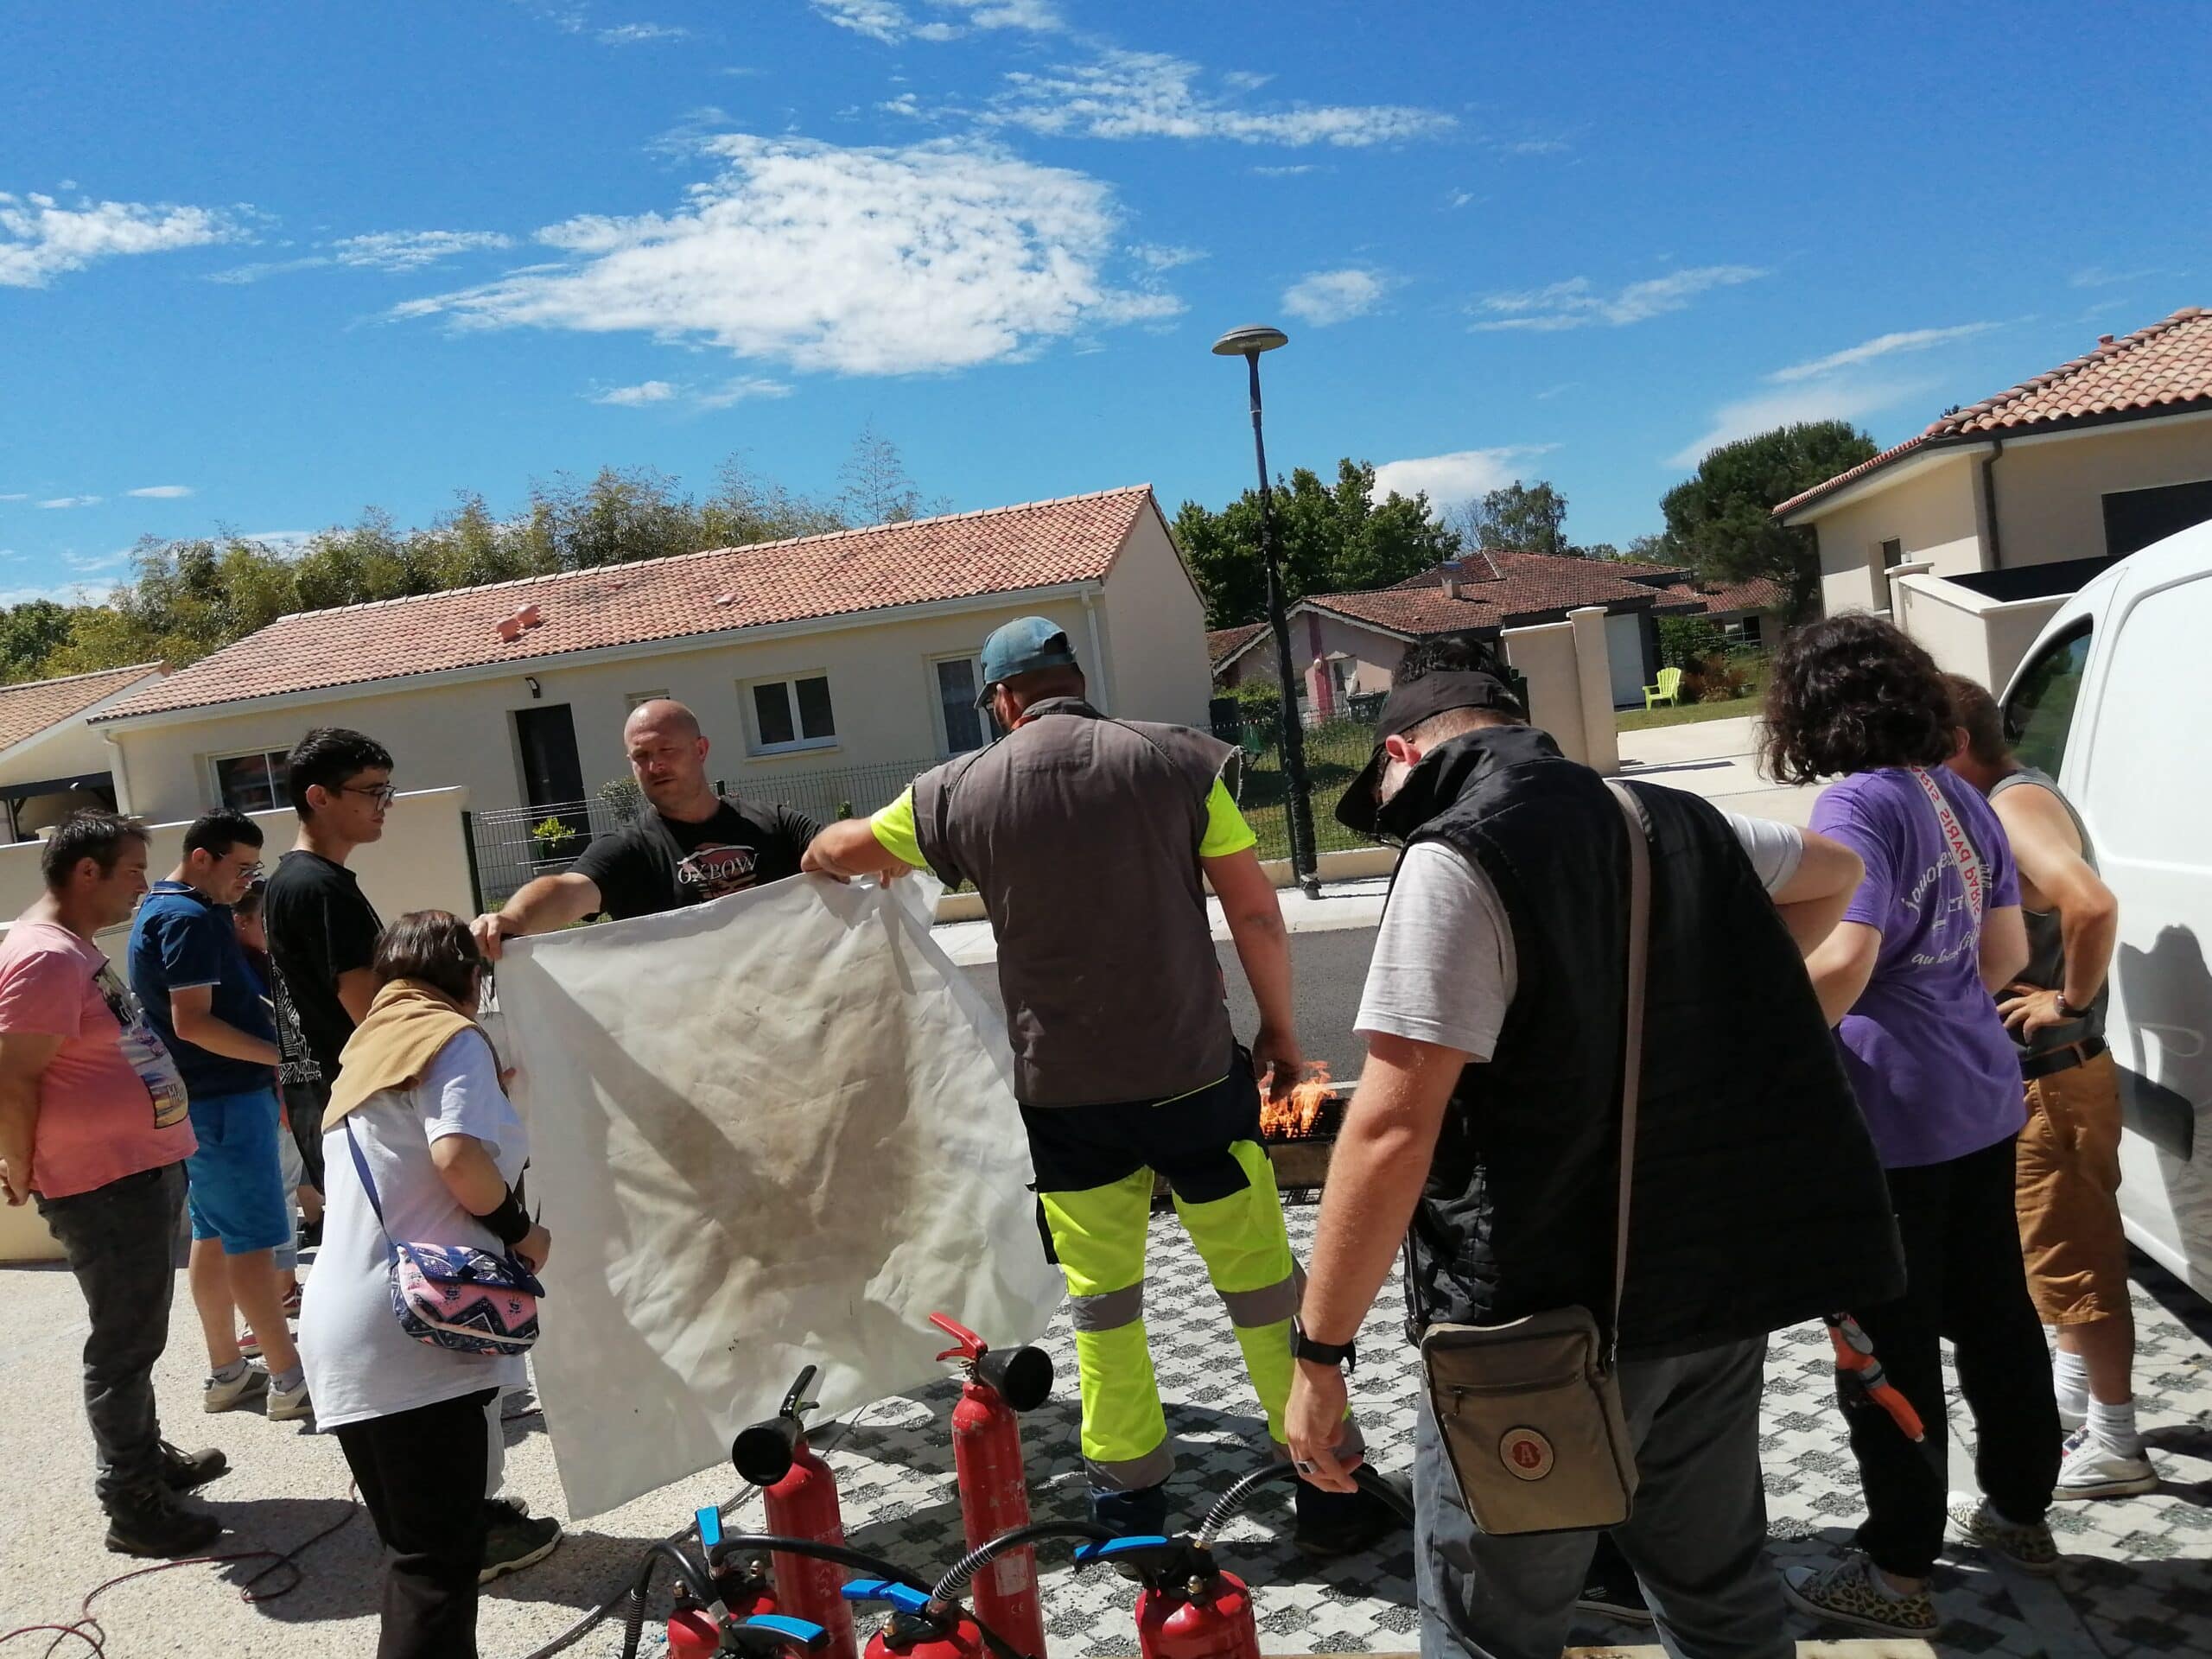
[341, 1116, 402, 1268]
[1602, 781, 1651, 1368]
[1908, 766, 1984, 925]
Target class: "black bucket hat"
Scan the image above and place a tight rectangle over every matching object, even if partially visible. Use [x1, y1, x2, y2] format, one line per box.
[1336, 670, 1522, 837]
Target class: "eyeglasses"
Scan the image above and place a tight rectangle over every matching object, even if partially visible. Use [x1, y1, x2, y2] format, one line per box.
[340, 784, 398, 807]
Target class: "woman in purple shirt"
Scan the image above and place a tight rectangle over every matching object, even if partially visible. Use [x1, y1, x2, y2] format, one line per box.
[1761, 615, 2061, 1637]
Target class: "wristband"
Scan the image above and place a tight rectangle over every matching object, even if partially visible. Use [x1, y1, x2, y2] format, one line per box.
[471, 1186, 532, 1248]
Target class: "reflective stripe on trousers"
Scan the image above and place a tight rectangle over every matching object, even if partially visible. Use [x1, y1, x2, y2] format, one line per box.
[1039, 1137, 1359, 1492]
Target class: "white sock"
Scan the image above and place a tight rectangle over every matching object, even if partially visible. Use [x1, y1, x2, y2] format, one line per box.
[2088, 1396, 2140, 1455]
[212, 1359, 247, 1384]
[2054, 1348, 2090, 1420]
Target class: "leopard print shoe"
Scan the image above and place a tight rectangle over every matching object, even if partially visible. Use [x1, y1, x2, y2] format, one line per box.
[1781, 1554, 1939, 1636]
[1948, 1492, 2061, 1575]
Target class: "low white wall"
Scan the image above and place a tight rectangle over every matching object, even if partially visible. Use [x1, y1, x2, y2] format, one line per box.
[1503, 615, 1619, 774]
[1893, 572, 2069, 690]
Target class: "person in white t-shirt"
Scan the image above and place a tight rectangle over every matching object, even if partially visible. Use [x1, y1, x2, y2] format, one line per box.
[298, 912, 556, 1657]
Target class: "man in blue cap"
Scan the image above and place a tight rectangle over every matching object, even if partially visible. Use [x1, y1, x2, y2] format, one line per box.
[805, 616, 1395, 1554]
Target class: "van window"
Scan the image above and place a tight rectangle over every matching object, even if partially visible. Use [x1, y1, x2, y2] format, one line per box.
[2005, 622, 2091, 779]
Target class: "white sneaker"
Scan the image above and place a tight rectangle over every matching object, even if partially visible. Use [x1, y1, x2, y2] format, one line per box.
[2056, 1429, 2157, 1499]
[203, 1366, 269, 1414]
[267, 1376, 315, 1423]
[2056, 1397, 2088, 1433]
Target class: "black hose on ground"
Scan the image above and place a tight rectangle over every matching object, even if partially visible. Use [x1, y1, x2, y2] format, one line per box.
[927, 1519, 1115, 1604]
[1193, 1463, 1300, 1548]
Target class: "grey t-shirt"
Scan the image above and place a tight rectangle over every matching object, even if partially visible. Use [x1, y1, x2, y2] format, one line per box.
[1356, 810, 1805, 1061]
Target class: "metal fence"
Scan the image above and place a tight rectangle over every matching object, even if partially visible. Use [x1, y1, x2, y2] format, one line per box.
[469, 793, 642, 910]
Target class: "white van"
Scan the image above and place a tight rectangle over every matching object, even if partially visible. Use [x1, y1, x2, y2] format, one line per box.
[2002, 518, 2212, 1303]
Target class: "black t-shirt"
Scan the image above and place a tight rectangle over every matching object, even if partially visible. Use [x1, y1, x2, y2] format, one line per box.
[263, 849, 383, 1083]
[571, 798, 821, 921]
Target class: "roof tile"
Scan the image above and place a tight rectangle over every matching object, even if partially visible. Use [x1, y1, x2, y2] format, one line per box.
[1305, 550, 1729, 636]
[1776, 306, 2212, 517]
[0, 664, 165, 753]
[99, 488, 1153, 722]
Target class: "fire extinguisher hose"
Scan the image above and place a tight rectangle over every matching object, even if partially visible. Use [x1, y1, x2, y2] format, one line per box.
[1193, 1464, 1300, 1548]
[927, 1519, 1116, 1605]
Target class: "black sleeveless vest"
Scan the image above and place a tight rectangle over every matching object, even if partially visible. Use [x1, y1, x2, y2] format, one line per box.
[1378, 726, 1904, 1357]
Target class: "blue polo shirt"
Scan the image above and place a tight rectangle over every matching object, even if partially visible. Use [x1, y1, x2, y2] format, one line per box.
[128, 880, 279, 1100]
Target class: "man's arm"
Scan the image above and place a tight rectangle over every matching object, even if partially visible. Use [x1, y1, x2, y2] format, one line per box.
[1980, 905, 2030, 995]
[1284, 1030, 1464, 1490]
[336, 968, 379, 1027]
[0, 1033, 63, 1205]
[1770, 829, 1864, 958]
[1804, 920, 1881, 1027]
[471, 871, 604, 962]
[1205, 847, 1300, 1087]
[1989, 785, 2119, 1036]
[170, 985, 280, 1068]
[803, 818, 912, 882]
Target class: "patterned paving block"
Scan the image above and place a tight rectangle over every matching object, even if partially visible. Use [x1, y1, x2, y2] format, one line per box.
[598, 1210, 2212, 1657]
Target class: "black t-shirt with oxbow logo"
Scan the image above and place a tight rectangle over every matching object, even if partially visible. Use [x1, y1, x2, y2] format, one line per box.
[572, 798, 821, 921]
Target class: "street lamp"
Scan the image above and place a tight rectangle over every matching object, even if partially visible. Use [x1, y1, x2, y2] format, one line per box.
[1211, 323, 1321, 899]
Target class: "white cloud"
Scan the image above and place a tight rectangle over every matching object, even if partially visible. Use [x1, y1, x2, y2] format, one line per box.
[1535, 381, 1577, 401]
[334, 230, 515, 270]
[812, 0, 1054, 41]
[396, 132, 1180, 375]
[126, 484, 194, 499]
[1666, 380, 1924, 469]
[36, 496, 101, 509]
[598, 22, 689, 42]
[65, 550, 130, 573]
[0, 580, 122, 606]
[1281, 267, 1385, 326]
[1251, 163, 1319, 177]
[0, 493, 28, 501]
[1446, 188, 1476, 209]
[594, 379, 679, 405]
[1130, 242, 1205, 270]
[2070, 264, 2162, 289]
[988, 51, 1453, 147]
[1768, 322, 2001, 384]
[0, 191, 245, 288]
[591, 377, 791, 408]
[1471, 265, 1768, 332]
[1370, 447, 1559, 509]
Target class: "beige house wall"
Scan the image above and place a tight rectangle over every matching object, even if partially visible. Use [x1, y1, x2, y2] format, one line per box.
[1810, 454, 1985, 616]
[0, 787, 474, 970]
[103, 594, 1152, 826]
[1095, 511, 1214, 725]
[1992, 414, 2212, 568]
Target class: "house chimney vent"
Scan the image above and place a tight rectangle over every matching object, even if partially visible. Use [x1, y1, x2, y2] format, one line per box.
[2098, 334, 2115, 346]
[1441, 576, 1462, 601]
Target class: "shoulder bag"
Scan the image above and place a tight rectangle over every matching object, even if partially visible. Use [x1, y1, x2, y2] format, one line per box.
[343, 1117, 543, 1358]
[1414, 779, 1649, 1535]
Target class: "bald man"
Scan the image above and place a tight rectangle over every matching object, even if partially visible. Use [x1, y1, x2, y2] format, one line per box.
[472, 699, 822, 957]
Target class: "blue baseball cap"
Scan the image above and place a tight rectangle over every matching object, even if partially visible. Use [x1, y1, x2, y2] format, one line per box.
[976, 616, 1079, 706]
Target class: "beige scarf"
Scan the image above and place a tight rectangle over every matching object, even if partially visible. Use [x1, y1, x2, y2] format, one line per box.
[321, 979, 483, 1132]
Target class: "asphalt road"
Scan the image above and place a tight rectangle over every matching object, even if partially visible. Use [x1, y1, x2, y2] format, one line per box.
[956, 922, 1381, 1084]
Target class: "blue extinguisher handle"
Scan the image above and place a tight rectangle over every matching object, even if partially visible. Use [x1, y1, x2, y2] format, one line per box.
[840, 1579, 933, 1616]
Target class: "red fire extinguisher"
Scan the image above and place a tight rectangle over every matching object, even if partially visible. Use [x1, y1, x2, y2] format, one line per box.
[1075, 1537, 1258, 1659]
[734, 1366, 860, 1659]
[927, 1313, 1054, 1659]
[843, 1579, 989, 1659]
[670, 1505, 786, 1659]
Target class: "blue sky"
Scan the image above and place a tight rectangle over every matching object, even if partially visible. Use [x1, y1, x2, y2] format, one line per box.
[3, 1, 2202, 602]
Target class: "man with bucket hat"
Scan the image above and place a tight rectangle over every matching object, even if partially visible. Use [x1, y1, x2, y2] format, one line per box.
[1284, 638, 1900, 1656]
[804, 616, 1401, 1554]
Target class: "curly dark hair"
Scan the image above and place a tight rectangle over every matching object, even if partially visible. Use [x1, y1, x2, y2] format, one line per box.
[1759, 613, 1957, 785]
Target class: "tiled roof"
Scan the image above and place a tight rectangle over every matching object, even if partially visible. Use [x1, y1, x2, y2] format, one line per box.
[99, 488, 1155, 722]
[1206, 622, 1267, 666]
[1308, 550, 1707, 636]
[1656, 574, 1787, 614]
[0, 664, 165, 754]
[1776, 307, 2212, 518]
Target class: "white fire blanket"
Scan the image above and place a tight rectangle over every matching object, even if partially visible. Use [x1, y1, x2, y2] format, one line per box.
[491, 873, 1062, 1518]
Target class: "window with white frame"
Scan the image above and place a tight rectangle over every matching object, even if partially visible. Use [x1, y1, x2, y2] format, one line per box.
[211, 749, 291, 814]
[932, 656, 988, 755]
[747, 674, 836, 754]
[626, 689, 671, 709]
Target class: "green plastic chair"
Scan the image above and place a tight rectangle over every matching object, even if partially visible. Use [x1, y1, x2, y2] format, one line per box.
[1643, 665, 1684, 709]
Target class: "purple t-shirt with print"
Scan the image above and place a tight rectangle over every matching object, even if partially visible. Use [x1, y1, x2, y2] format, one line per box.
[1811, 766, 2024, 1169]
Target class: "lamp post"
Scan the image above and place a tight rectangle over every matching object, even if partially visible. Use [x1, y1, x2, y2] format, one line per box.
[1211, 324, 1321, 899]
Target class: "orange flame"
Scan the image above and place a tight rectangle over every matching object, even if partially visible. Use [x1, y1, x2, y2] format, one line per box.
[1262, 1061, 1334, 1140]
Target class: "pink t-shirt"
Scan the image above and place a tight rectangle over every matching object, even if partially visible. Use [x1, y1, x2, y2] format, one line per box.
[0, 920, 194, 1198]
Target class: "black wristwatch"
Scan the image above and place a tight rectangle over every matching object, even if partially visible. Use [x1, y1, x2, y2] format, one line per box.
[1292, 1319, 1357, 1374]
[2056, 995, 2091, 1020]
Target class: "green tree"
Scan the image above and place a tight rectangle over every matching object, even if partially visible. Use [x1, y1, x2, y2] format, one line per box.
[1458, 480, 1568, 556]
[1660, 421, 1878, 620]
[837, 423, 946, 527]
[0, 600, 79, 682]
[1173, 458, 1461, 628]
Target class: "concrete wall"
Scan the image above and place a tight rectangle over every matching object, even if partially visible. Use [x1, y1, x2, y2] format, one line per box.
[1993, 414, 2212, 568]
[1811, 454, 1986, 616]
[1096, 511, 1214, 725]
[103, 595, 1147, 825]
[1503, 619, 1621, 772]
[1892, 571, 2070, 690]
[0, 787, 475, 969]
